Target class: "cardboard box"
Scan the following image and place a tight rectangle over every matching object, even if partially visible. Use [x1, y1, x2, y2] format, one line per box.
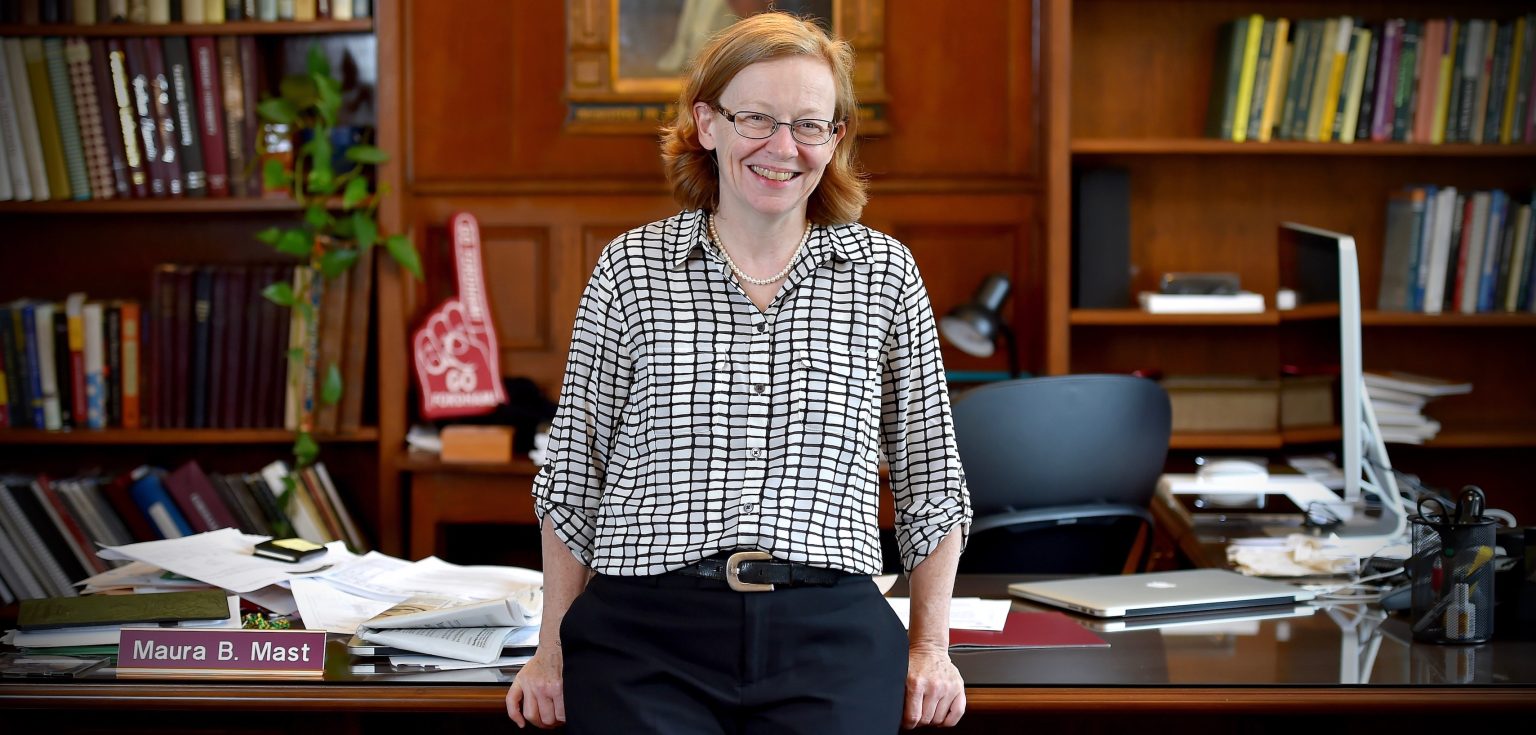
[440, 425, 515, 464]
[1161, 376, 1278, 432]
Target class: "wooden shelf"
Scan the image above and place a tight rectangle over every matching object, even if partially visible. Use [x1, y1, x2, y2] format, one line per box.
[1071, 138, 1536, 156]
[0, 20, 373, 36]
[1169, 431, 1284, 450]
[0, 197, 306, 214]
[397, 453, 541, 475]
[0, 428, 379, 445]
[1071, 309, 1279, 326]
[1362, 311, 1536, 327]
[1417, 426, 1536, 449]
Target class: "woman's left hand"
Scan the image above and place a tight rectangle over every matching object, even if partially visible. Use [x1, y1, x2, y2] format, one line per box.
[904, 643, 966, 729]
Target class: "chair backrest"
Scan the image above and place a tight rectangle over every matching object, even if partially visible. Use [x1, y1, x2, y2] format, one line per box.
[952, 374, 1172, 574]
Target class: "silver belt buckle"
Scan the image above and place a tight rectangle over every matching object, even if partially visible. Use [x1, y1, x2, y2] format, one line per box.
[726, 551, 774, 592]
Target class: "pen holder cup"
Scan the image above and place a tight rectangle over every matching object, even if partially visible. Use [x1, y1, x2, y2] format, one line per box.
[1408, 515, 1497, 644]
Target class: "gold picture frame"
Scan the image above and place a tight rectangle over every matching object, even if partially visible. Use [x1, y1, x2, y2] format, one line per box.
[565, 0, 888, 134]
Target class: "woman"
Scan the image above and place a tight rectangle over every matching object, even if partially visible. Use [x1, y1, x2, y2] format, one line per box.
[507, 12, 971, 733]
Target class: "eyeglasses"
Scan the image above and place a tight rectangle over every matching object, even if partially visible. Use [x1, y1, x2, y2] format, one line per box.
[714, 106, 840, 145]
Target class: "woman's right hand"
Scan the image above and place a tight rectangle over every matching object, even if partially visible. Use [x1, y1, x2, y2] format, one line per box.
[506, 647, 565, 729]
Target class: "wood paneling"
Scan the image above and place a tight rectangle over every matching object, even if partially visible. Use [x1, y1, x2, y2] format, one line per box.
[406, 0, 1036, 183]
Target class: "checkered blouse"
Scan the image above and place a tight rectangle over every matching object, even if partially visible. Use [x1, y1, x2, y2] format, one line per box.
[532, 210, 970, 575]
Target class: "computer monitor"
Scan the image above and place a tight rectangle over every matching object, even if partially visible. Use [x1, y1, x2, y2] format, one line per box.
[1277, 223, 1405, 543]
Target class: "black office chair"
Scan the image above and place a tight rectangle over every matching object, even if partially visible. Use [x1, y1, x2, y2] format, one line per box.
[953, 374, 1172, 575]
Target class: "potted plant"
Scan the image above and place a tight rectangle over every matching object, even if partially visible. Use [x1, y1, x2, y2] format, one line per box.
[255, 47, 422, 474]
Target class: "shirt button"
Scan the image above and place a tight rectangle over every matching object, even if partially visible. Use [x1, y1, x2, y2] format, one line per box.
[756, 323, 767, 334]
[754, 383, 766, 394]
[750, 448, 762, 459]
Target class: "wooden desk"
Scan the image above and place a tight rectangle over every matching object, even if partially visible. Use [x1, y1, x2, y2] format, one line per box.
[5, 579, 1534, 732]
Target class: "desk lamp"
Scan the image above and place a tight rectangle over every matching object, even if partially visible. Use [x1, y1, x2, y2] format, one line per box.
[940, 273, 1018, 377]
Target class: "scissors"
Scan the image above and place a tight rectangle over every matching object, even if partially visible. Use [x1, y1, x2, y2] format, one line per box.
[1416, 485, 1486, 524]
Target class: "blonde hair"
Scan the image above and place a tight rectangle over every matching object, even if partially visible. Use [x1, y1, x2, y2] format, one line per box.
[660, 12, 866, 225]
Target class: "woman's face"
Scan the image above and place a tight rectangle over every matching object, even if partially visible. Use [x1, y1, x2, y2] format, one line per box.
[695, 55, 844, 222]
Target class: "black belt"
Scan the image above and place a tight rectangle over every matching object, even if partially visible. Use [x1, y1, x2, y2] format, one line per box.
[670, 551, 847, 591]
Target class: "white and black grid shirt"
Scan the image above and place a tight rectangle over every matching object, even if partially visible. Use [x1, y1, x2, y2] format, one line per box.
[532, 209, 971, 575]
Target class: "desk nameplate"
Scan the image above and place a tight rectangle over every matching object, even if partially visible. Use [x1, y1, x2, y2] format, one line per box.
[117, 627, 326, 678]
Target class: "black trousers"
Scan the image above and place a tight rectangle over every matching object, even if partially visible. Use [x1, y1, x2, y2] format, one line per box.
[561, 571, 909, 735]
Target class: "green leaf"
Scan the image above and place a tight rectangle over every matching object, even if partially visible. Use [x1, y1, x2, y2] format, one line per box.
[342, 177, 369, 210]
[255, 226, 283, 246]
[287, 347, 305, 363]
[293, 431, 320, 468]
[257, 97, 299, 124]
[305, 135, 335, 192]
[332, 216, 357, 239]
[276, 228, 314, 257]
[344, 145, 389, 165]
[385, 234, 424, 280]
[263, 158, 292, 192]
[263, 282, 298, 307]
[314, 72, 341, 128]
[306, 46, 331, 79]
[319, 248, 359, 280]
[296, 300, 315, 322]
[304, 204, 332, 230]
[353, 212, 378, 250]
[279, 75, 318, 110]
[321, 363, 343, 406]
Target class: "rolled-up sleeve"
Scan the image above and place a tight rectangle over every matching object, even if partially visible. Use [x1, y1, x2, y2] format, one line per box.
[531, 260, 630, 566]
[880, 262, 971, 573]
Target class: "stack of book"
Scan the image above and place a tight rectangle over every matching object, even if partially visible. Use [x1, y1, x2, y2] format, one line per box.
[1377, 186, 1535, 315]
[4, 588, 238, 658]
[1363, 370, 1473, 444]
[0, 459, 364, 604]
[1206, 14, 1536, 145]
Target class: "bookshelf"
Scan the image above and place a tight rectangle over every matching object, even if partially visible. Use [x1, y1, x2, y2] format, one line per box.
[1043, 0, 1536, 516]
[0, 3, 404, 556]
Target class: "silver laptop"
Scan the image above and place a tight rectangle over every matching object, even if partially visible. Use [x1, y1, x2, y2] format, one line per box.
[1008, 569, 1316, 618]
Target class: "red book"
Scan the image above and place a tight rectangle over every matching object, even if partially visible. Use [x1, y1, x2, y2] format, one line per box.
[141, 37, 184, 198]
[164, 460, 243, 533]
[119, 300, 142, 429]
[33, 475, 109, 575]
[99, 470, 158, 542]
[102, 38, 149, 198]
[947, 612, 1110, 650]
[188, 36, 228, 197]
[122, 37, 168, 198]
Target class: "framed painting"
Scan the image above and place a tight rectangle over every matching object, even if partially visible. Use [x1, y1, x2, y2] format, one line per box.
[566, 0, 888, 134]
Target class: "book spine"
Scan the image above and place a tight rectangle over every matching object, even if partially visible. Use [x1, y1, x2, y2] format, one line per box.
[188, 36, 227, 197]
[32, 477, 107, 575]
[149, 264, 177, 428]
[41, 39, 90, 200]
[206, 266, 228, 427]
[105, 38, 149, 198]
[0, 521, 49, 600]
[105, 303, 122, 427]
[219, 265, 246, 428]
[216, 36, 245, 197]
[82, 302, 106, 429]
[32, 303, 62, 430]
[189, 266, 212, 428]
[8, 479, 89, 588]
[99, 472, 158, 542]
[124, 37, 168, 197]
[119, 300, 141, 429]
[165, 460, 242, 532]
[172, 265, 193, 428]
[337, 244, 372, 432]
[237, 36, 259, 195]
[142, 36, 184, 197]
[63, 38, 113, 199]
[63, 294, 86, 426]
[313, 264, 348, 434]
[5, 39, 51, 201]
[86, 39, 130, 198]
[128, 468, 194, 539]
[50, 309, 73, 428]
[22, 38, 72, 199]
[163, 36, 206, 197]
[0, 37, 32, 201]
[1390, 20, 1419, 142]
[0, 480, 77, 597]
[20, 304, 46, 428]
[1, 306, 32, 429]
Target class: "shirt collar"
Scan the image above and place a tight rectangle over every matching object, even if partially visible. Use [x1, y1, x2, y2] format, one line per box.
[669, 210, 873, 269]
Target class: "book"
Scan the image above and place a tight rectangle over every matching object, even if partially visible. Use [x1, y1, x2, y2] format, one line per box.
[82, 302, 106, 429]
[1, 477, 87, 594]
[0, 521, 49, 600]
[104, 303, 122, 427]
[1364, 370, 1473, 397]
[31, 476, 106, 576]
[41, 38, 91, 200]
[50, 305, 74, 428]
[118, 300, 142, 429]
[103, 38, 148, 198]
[123, 37, 167, 197]
[312, 265, 349, 434]
[31, 302, 62, 430]
[0, 36, 32, 201]
[162, 36, 207, 197]
[164, 460, 243, 533]
[21, 38, 72, 199]
[63, 38, 113, 200]
[188, 36, 227, 196]
[84, 37, 129, 197]
[336, 243, 373, 432]
[216, 35, 246, 196]
[19, 588, 229, 630]
[141, 37, 184, 197]
[189, 267, 213, 428]
[1138, 291, 1265, 314]
[4, 38, 50, 200]
[948, 611, 1109, 650]
[128, 466, 194, 539]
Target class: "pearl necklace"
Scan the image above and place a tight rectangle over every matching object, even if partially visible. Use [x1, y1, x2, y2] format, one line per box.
[708, 214, 812, 286]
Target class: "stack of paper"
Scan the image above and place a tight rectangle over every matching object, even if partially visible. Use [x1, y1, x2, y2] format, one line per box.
[1364, 371, 1473, 444]
[353, 594, 540, 664]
